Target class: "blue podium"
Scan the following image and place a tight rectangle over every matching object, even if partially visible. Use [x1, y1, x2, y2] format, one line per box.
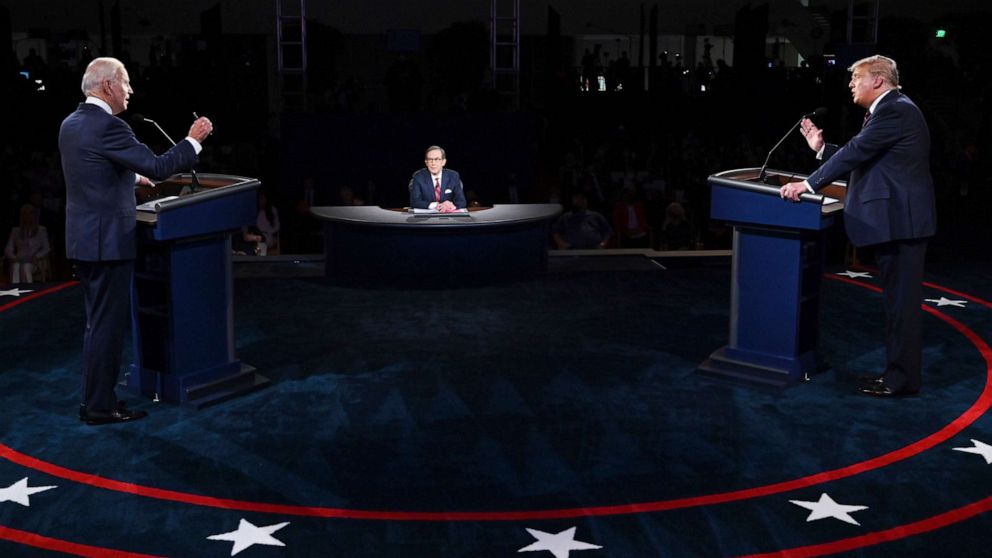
[698, 168, 846, 387]
[128, 173, 269, 408]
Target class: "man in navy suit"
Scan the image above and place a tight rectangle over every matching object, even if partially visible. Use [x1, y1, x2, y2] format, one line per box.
[409, 145, 467, 213]
[781, 55, 936, 397]
[59, 57, 214, 424]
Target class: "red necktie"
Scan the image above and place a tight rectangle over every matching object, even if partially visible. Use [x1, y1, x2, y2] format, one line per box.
[434, 177, 441, 202]
[862, 111, 870, 128]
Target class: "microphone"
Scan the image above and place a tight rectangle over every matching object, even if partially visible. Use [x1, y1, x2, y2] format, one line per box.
[132, 113, 200, 192]
[757, 107, 827, 183]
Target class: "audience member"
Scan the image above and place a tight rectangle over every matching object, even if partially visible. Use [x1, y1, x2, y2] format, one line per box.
[255, 191, 280, 255]
[611, 188, 650, 248]
[552, 193, 613, 249]
[4, 204, 51, 283]
[233, 226, 266, 256]
[659, 202, 693, 251]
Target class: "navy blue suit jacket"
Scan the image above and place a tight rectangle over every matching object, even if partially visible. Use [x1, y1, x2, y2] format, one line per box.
[408, 168, 467, 209]
[59, 103, 199, 261]
[805, 91, 936, 247]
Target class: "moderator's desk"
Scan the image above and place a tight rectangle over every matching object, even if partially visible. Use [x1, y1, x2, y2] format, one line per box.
[310, 204, 562, 278]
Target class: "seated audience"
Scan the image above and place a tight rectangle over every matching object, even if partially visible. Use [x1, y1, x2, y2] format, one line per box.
[256, 191, 280, 255]
[553, 193, 613, 249]
[5, 204, 51, 283]
[659, 201, 693, 250]
[611, 188, 650, 248]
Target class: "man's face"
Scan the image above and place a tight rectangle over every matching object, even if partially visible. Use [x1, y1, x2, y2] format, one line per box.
[425, 149, 446, 175]
[848, 66, 881, 109]
[105, 69, 133, 115]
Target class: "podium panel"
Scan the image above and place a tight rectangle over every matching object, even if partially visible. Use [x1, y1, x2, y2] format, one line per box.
[699, 168, 845, 387]
[310, 205, 562, 279]
[128, 173, 269, 408]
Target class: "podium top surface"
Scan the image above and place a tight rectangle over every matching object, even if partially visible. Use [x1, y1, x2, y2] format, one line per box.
[134, 174, 260, 239]
[136, 173, 260, 218]
[709, 168, 846, 214]
[310, 204, 563, 229]
[709, 168, 846, 231]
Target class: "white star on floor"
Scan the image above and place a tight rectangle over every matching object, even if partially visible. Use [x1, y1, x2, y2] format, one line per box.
[207, 518, 290, 556]
[0, 288, 33, 297]
[925, 297, 968, 308]
[953, 439, 992, 464]
[836, 271, 872, 279]
[518, 526, 602, 558]
[789, 493, 869, 526]
[0, 477, 57, 507]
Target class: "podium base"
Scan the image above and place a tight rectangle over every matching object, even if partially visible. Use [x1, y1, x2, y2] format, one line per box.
[126, 362, 270, 409]
[697, 346, 815, 388]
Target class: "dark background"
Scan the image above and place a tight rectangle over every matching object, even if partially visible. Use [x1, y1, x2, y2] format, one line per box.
[1, 0, 989, 276]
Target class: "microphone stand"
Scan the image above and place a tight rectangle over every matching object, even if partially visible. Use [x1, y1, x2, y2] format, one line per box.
[137, 116, 200, 193]
[757, 117, 803, 185]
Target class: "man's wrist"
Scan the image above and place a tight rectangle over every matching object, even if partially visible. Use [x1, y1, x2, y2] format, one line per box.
[185, 137, 203, 154]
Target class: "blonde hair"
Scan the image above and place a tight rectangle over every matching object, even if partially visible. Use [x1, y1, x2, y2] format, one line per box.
[81, 57, 125, 96]
[849, 55, 901, 89]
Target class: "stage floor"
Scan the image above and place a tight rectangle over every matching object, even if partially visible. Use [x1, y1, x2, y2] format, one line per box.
[1, 255, 991, 557]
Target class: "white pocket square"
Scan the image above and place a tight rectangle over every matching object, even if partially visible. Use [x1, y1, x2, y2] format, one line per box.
[444, 189, 452, 194]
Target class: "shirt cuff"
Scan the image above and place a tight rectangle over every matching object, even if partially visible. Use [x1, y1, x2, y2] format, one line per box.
[429, 201, 438, 209]
[185, 137, 203, 154]
[803, 180, 814, 193]
[815, 145, 825, 160]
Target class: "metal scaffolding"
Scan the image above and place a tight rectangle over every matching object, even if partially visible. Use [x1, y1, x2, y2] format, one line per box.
[276, 0, 307, 111]
[846, 0, 879, 45]
[490, 0, 520, 109]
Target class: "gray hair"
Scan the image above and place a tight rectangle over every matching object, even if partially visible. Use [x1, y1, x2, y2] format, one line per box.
[425, 145, 446, 159]
[849, 55, 900, 89]
[81, 57, 125, 96]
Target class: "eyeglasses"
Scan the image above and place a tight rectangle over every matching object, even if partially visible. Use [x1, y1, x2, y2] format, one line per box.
[425, 157, 444, 162]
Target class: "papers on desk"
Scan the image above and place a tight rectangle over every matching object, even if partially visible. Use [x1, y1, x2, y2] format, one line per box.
[137, 196, 179, 212]
[408, 208, 470, 216]
[822, 196, 840, 205]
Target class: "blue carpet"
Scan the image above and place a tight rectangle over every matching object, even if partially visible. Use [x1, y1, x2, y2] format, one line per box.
[0, 259, 991, 557]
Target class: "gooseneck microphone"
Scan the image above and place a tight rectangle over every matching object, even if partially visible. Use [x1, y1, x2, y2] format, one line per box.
[757, 107, 827, 183]
[132, 113, 200, 192]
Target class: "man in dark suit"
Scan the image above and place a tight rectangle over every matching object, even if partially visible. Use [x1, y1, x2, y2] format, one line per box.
[780, 55, 936, 397]
[59, 57, 214, 424]
[409, 145, 467, 213]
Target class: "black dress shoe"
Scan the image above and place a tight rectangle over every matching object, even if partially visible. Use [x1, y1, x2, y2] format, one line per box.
[858, 375, 885, 386]
[79, 402, 148, 425]
[858, 383, 919, 398]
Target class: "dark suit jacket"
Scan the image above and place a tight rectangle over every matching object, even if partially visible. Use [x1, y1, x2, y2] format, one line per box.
[409, 168, 467, 209]
[805, 91, 936, 247]
[59, 103, 199, 261]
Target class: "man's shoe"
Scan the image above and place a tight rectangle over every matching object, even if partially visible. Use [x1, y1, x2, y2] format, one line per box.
[858, 383, 919, 398]
[80, 402, 148, 425]
[858, 375, 885, 387]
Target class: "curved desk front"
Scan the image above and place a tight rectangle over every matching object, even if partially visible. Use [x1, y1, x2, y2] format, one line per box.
[310, 204, 562, 278]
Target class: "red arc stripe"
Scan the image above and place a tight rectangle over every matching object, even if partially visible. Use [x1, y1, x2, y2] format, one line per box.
[0, 282, 78, 313]
[0, 524, 162, 558]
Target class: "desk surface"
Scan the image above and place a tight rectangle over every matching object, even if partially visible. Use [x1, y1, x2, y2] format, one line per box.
[310, 204, 562, 228]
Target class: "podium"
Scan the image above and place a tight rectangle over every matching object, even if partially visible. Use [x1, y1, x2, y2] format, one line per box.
[698, 168, 846, 387]
[128, 173, 269, 408]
